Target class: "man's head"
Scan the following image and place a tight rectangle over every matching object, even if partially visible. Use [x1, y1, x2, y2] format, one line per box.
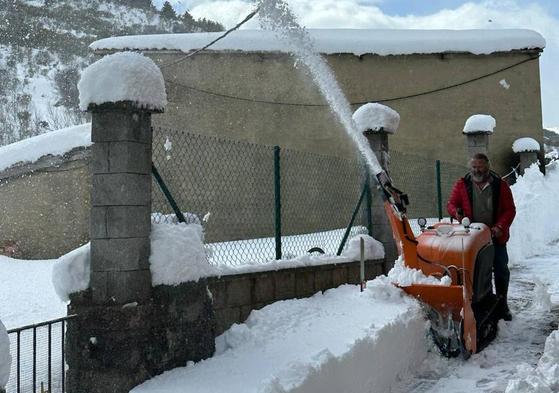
[470, 153, 490, 182]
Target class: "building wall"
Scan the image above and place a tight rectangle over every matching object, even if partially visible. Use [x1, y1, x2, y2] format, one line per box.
[143, 49, 543, 175]
[0, 149, 90, 259]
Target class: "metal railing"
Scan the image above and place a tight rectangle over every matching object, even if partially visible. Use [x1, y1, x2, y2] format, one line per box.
[5, 315, 77, 393]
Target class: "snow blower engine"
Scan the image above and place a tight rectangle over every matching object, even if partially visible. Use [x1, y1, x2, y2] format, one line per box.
[376, 172, 501, 358]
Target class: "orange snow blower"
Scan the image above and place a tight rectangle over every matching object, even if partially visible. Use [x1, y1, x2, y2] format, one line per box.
[377, 172, 501, 358]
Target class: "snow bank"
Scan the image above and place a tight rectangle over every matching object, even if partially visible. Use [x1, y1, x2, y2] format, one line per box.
[132, 278, 427, 393]
[513, 137, 541, 153]
[0, 123, 91, 172]
[505, 330, 559, 392]
[52, 243, 90, 302]
[341, 234, 385, 260]
[78, 52, 167, 111]
[388, 257, 452, 287]
[150, 222, 216, 285]
[352, 103, 399, 134]
[90, 29, 545, 56]
[508, 162, 559, 262]
[463, 114, 496, 134]
[0, 319, 10, 390]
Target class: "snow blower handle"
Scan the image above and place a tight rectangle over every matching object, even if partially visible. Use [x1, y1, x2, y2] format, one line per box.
[375, 171, 409, 214]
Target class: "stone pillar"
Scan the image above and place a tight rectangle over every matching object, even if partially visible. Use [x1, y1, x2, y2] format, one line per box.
[363, 130, 398, 272]
[518, 151, 539, 175]
[89, 102, 155, 304]
[464, 132, 490, 157]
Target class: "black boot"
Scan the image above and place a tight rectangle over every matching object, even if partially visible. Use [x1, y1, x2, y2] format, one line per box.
[498, 296, 512, 321]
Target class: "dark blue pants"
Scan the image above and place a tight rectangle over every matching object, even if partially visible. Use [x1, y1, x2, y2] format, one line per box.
[494, 244, 510, 299]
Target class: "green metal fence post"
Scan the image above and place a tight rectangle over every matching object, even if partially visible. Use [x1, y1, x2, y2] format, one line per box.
[436, 159, 443, 220]
[152, 163, 186, 223]
[274, 146, 282, 260]
[336, 183, 368, 256]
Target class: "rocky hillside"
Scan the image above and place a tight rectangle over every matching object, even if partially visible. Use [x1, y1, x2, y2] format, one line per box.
[0, 0, 223, 145]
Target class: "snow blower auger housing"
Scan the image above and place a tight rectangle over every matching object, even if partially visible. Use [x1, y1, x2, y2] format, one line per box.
[376, 172, 500, 358]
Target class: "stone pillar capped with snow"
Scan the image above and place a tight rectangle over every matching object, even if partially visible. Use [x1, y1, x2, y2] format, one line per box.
[78, 51, 167, 304]
[513, 137, 540, 175]
[352, 102, 399, 271]
[463, 114, 495, 157]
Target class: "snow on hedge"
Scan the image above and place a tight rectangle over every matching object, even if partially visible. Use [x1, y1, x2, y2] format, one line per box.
[52, 243, 91, 302]
[90, 29, 545, 56]
[352, 103, 400, 134]
[341, 234, 385, 260]
[0, 319, 10, 390]
[78, 52, 167, 111]
[513, 137, 540, 153]
[0, 123, 91, 172]
[463, 114, 496, 134]
[132, 279, 427, 393]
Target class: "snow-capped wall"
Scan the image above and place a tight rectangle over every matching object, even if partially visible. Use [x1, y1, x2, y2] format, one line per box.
[52, 243, 91, 302]
[90, 29, 545, 56]
[463, 114, 496, 134]
[0, 319, 11, 390]
[352, 103, 400, 134]
[78, 52, 167, 111]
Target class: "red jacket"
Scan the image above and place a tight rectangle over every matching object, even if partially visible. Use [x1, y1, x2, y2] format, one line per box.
[447, 172, 516, 245]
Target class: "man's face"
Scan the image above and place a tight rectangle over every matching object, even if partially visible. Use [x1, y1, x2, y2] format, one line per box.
[470, 158, 490, 182]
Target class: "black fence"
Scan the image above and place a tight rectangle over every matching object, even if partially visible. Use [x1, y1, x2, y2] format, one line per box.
[151, 128, 469, 265]
[5, 315, 76, 393]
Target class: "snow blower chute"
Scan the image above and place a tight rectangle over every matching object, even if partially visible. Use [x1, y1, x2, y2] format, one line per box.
[376, 172, 501, 358]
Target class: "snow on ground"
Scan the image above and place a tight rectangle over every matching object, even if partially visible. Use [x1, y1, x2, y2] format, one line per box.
[132, 280, 428, 393]
[0, 123, 91, 172]
[90, 29, 545, 56]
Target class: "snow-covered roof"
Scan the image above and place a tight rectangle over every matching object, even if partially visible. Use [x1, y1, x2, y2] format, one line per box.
[463, 114, 496, 134]
[513, 137, 540, 153]
[90, 29, 545, 56]
[0, 123, 91, 173]
[78, 52, 167, 111]
[352, 103, 400, 134]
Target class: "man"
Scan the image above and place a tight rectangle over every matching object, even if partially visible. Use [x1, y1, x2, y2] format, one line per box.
[447, 153, 516, 321]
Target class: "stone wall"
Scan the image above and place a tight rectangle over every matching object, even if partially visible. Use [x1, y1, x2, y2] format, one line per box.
[208, 258, 385, 335]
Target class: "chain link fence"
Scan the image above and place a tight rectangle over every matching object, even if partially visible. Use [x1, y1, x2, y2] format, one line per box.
[152, 127, 468, 265]
[152, 128, 369, 265]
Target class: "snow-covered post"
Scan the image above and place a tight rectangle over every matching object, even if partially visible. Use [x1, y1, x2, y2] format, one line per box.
[463, 114, 496, 157]
[513, 137, 541, 175]
[78, 52, 167, 304]
[353, 103, 399, 271]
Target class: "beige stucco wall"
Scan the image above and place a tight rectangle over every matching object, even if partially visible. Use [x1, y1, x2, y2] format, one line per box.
[0, 150, 90, 259]
[139, 49, 543, 175]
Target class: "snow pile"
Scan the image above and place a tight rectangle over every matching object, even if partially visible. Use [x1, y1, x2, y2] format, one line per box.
[132, 279, 427, 393]
[341, 234, 385, 260]
[90, 29, 545, 56]
[0, 319, 10, 390]
[352, 103, 400, 134]
[505, 330, 559, 392]
[508, 162, 559, 262]
[513, 137, 540, 153]
[78, 52, 167, 111]
[463, 114, 496, 134]
[150, 222, 216, 285]
[388, 257, 452, 287]
[0, 123, 91, 172]
[52, 243, 91, 302]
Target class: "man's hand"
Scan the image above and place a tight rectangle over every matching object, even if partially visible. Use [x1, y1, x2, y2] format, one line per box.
[491, 226, 503, 239]
[455, 208, 464, 222]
